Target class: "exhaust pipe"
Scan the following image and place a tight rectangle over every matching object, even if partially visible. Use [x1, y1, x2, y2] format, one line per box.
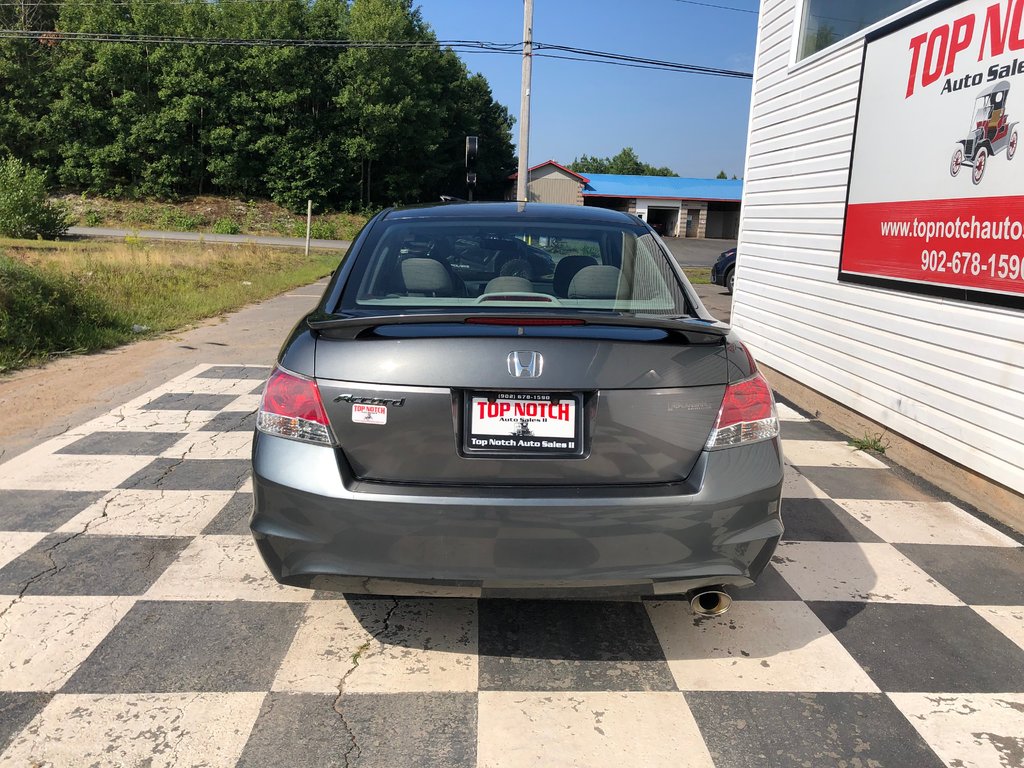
[689, 587, 732, 617]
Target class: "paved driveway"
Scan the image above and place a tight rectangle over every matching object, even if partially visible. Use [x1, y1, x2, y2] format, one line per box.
[1, 359, 1022, 767]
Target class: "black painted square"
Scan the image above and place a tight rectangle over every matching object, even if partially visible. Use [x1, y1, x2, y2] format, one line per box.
[896, 544, 1024, 605]
[478, 600, 676, 691]
[56, 431, 183, 456]
[202, 492, 254, 535]
[0, 490, 104, 532]
[199, 411, 257, 433]
[236, 693, 352, 768]
[119, 458, 250, 491]
[64, 600, 305, 693]
[0, 534, 190, 596]
[141, 393, 237, 411]
[687, 691, 945, 768]
[333, 693, 477, 768]
[780, 498, 883, 543]
[195, 365, 272, 380]
[810, 602, 1024, 692]
[796, 467, 932, 501]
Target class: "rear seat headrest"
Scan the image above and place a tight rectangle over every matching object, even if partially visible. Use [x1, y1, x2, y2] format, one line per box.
[568, 265, 621, 300]
[484, 276, 533, 294]
[400, 258, 453, 296]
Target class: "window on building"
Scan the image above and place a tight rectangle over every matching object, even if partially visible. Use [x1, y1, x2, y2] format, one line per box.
[799, 0, 918, 59]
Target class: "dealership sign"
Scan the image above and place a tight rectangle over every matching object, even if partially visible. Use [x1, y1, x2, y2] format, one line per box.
[841, 0, 1024, 305]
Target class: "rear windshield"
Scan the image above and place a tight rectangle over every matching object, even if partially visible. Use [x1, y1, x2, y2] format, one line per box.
[340, 218, 693, 316]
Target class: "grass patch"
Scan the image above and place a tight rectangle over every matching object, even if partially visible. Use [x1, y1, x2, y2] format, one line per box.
[684, 267, 711, 285]
[0, 238, 338, 373]
[63, 194, 370, 240]
[850, 432, 890, 455]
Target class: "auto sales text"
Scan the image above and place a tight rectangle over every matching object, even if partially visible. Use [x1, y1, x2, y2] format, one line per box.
[906, 0, 1024, 98]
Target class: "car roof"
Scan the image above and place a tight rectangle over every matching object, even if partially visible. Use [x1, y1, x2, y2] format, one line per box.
[382, 201, 643, 227]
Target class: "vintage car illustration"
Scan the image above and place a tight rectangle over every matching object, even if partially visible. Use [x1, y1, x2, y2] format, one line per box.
[950, 81, 1018, 184]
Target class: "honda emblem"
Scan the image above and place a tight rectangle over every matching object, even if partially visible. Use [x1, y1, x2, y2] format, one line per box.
[507, 351, 543, 378]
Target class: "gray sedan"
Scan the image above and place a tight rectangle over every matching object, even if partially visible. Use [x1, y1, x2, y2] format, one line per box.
[250, 202, 783, 614]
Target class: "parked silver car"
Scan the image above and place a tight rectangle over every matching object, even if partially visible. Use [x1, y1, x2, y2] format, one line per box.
[251, 202, 783, 611]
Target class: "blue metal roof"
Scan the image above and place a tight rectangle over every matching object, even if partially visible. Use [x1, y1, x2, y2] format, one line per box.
[582, 174, 742, 201]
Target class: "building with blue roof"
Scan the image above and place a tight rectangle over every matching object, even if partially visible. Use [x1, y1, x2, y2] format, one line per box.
[508, 161, 742, 239]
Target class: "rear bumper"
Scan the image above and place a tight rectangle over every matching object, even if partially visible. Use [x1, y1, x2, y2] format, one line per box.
[249, 433, 784, 598]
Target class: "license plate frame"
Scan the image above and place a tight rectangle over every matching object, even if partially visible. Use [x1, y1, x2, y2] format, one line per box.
[463, 391, 584, 457]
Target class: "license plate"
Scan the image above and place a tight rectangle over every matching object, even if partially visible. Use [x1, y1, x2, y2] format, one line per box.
[466, 392, 581, 454]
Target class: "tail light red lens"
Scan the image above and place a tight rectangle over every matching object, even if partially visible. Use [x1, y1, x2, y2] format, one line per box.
[257, 367, 332, 445]
[705, 371, 779, 449]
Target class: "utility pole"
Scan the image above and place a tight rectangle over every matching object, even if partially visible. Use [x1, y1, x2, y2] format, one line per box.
[516, 0, 534, 202]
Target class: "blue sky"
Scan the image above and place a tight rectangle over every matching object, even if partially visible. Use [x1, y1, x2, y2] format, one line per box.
[415, 0, 761, 179]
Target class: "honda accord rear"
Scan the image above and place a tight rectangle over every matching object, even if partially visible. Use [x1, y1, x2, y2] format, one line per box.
[250, 202, 783, 601]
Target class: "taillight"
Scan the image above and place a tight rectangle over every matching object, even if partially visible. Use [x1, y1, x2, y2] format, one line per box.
[256, 367, 332, 445]
[705, 371, 779, 449]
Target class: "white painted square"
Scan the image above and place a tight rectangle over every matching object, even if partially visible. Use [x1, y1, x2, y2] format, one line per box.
[0, 692, 265, 767]
[834, 499, 1021, 546]
[225, 394, 263, 412]
[477, 691, 715, 768]
[144, 535, 311, 602]
[645, 601, 878, 693]
[775, 403, 810, 421]
[782, 465, 829, 499]
[972, 606, 1024, 652]
[273, 599, 477, 693]
[0, 454, 154, 492]
[0, 596, 135, 691]
[0, 532, 46, 570]
[57, 489, 234, 537]
[161, 431, 254, 461]
[782, 439, 888, 469]
[888, 693, 1024, 768]
[772, 541, 962, 604]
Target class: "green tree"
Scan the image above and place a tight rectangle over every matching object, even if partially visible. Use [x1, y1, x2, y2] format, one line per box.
[570, 147, 678, 177]
[716, 170, 728, 179]
[0, 0, 516, 211]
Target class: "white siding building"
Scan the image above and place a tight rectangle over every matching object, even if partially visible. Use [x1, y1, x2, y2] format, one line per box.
[734, 0, 1024, 499]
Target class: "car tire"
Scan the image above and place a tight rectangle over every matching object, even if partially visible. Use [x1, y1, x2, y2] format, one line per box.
[1008, 130, 1018, 161]
[950, 147, 963, 176]
[972, 147, 988, 185]
[726, 268, 735, 294]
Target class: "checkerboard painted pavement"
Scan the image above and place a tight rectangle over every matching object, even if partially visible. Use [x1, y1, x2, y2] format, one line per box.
[1, 363, 1023, 768]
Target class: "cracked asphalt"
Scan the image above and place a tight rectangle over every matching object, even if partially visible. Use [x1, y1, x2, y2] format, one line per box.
[1, 279, 1023, 767]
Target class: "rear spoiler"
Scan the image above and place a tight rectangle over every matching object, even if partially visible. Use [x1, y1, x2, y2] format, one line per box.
[307, 311, 730, 340]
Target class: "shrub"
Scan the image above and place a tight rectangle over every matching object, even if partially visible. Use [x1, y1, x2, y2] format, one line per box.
[212, 217, 241, 235]
[83, 209, 103, 227]
[157, 208, 207, 231]
[290, 219, 337, 240]
[0, 158, 73, 240]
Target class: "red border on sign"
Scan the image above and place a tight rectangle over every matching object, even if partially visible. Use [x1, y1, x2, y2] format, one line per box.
[842, 197, 1024, 297]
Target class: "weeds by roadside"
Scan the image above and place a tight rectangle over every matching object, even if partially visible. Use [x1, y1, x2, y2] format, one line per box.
[850, 432, 890, 454]
[0, 238, 337, 373]
[64, 195, 370, 241]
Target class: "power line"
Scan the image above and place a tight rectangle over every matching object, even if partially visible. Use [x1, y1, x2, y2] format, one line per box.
[0, 29, 754, 78]
[666, 0, 758, 13]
